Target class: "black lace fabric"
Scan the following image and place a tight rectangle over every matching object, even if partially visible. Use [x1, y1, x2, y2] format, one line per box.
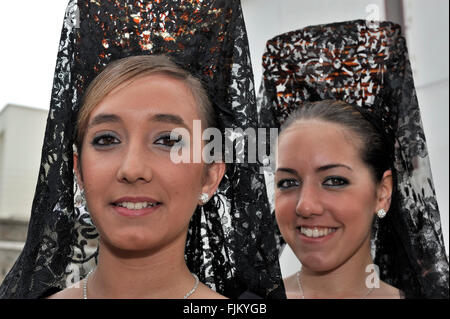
[258, 20, 449, 298]
[0, 0, 284, 299]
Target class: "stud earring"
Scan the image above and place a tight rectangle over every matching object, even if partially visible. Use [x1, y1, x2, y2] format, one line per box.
[377, 208, 387, 219]
[199, 193, 209, 205]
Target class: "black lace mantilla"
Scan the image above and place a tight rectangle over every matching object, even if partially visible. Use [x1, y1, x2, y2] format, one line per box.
[0, 0, 284, 299]
[258, 20, 449, 299]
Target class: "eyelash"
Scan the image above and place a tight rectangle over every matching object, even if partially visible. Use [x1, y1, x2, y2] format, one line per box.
[323, 176, 349, 188]
[276, 176, 350, 190]
[90, 132, 184, 150]
[92, 133, 120, 147]
[154, 133, 184, 148]
[276, 179, 300, 190]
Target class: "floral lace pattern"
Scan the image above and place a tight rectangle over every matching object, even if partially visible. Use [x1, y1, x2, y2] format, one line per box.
[0, 0, 284, 299]
[258, 20, 449, 298]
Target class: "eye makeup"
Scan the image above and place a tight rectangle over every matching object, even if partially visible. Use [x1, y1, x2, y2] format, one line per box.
[153, 132, 185, 148]
[91, 132, 121, 148]
[276, 178, 300, 190]
[322, 176, 350, 188]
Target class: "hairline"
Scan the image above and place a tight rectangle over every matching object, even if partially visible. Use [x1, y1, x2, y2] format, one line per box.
[75, 57, 212, 156]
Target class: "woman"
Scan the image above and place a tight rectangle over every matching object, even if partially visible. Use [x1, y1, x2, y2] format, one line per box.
[275, 100, 400, 299]
[0, 0, 284, 299]
[48, 55, 226, 298]
[258, 20, 449, 298]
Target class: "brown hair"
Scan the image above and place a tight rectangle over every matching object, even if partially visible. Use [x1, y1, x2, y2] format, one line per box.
[280, 99, 392, 183]
[74, 55, 214, 155]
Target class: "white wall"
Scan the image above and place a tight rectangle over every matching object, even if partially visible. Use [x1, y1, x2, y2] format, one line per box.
[0, 105, 47, 222]
[242, 0, 449, 277]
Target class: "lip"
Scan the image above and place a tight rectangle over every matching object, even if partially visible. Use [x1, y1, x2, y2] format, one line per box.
[112, 196, 161, 217]
[296, 225, 339, 244]
[113, 196, 160, 204]
[297, 224, 338, 229]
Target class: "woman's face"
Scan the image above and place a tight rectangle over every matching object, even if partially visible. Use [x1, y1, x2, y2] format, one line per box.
[275, 120, 390, 272]
[75, 74, 224, 253]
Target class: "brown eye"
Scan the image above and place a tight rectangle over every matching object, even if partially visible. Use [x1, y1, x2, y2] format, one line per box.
[276, 179, 300, 190]
[92, 134, 120, 147]
[154, 133, 183, 148]
[323, 176, 349, 187]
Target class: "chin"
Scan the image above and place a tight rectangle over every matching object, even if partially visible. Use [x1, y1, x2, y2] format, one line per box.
[103, 231, 160, 253]
[296, 252, 336, 273]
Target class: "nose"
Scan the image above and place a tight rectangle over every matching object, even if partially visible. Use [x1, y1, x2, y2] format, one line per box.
[116, 142, 153, 184]
[295, 183, 324, 218]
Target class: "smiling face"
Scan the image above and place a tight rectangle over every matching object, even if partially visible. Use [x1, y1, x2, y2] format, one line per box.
[75, 73, 224, 253]
[275, 120, 388, 273]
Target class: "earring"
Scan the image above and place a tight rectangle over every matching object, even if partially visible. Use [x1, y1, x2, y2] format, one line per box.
[199, 193, 209, 205]
[377, 208, 387, 219]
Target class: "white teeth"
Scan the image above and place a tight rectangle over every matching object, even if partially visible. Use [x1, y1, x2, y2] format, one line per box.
[300, 227, 336, 238]
[116, 202, 156, 210]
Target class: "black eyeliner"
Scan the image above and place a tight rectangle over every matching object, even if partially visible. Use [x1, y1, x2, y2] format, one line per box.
[323, 175, 349, 187]
[91, 132, 120, 147]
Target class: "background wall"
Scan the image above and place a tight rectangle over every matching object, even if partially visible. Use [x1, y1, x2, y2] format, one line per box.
[241, 0, 449, 278]
[0, 105, 47, 221]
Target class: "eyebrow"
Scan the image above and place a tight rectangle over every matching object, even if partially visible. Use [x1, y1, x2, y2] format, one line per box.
[88, 113, 189, 130]
[316, 164, 353, 172]
[151, 113, 188, 128]
[276, 167, 299, 176]
[88, 114, 122, 128]
[276, 164, 352, 175]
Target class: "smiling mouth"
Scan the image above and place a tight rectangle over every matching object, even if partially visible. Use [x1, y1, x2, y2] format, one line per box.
[113, 201, 161, 210]
[297, 226, 338, 238]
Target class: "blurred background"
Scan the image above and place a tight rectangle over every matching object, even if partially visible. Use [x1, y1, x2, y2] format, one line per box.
[0, 0, 448, 283]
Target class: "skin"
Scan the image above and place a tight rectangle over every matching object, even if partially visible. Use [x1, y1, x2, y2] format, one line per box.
[275, 119, 400, 299]
[48, 74, 226, 299]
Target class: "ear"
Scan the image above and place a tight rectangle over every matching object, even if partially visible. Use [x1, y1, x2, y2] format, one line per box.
[199, 162, 226, 205]
[375, 170, 393, 214]
[73, 152, 84, 190]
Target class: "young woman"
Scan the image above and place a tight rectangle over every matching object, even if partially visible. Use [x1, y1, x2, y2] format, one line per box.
[275, 100, 400, 299]
[0, 0, 284, 299]
[48, 55, 226, 299]
[258, 20, 449, 298]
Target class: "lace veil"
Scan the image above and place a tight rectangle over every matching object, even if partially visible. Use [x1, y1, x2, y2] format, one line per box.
[0, 0, 284, 299]
[258, 20, 449, 298]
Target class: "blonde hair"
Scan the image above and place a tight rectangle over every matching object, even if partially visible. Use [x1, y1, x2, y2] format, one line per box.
[75, 55, 213, 153]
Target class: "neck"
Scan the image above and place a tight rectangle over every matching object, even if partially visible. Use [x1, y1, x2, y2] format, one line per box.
[299, 238, 376, 299]
[87, 235, 194, 298]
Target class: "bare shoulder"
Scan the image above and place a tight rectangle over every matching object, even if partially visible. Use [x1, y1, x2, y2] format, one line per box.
[368, 281, 402, 299]
[191, 283, 228, 299]
[46, 283, 83, 299]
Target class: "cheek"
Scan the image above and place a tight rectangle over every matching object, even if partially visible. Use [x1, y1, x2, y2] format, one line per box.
[80, 153, 118, 193]
[163, 162, 205, 200]
[79, 149, 133, 233]
[275, 192, 297, 232]
[329, 189, 376, 235]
